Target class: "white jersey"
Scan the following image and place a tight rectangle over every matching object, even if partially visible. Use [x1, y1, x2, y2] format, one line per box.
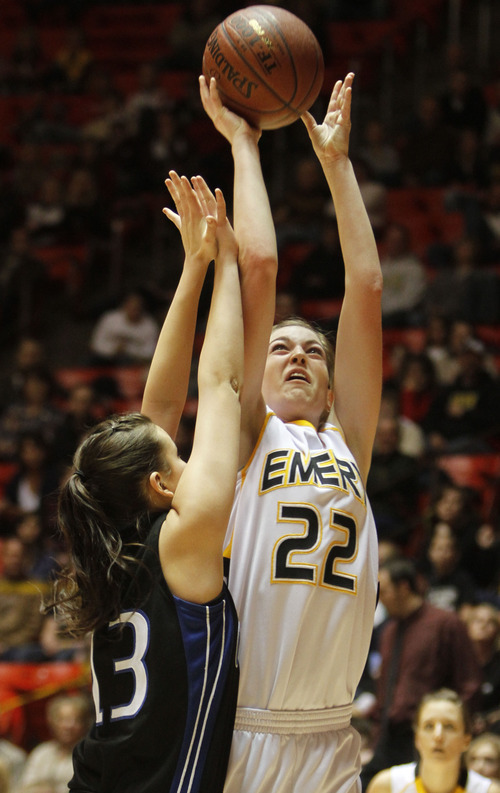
[224, 411, 378, 712]
[390, 762, 492, 793]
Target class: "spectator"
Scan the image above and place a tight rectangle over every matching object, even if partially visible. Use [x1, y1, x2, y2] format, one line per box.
[45, 26, 94, 94]
[51, 383, 99, 468]
[397, 352, 437, 426]
[18, 694, 93, 793]
[63, 167, 110, 243]
[24, 175, 67, 245]
[439, 68, 488, 137]
[0, 536, 48, 661]
[8, 25, 44, 94]
[82, 89, 127, 144]
[423, 337, 500, 453]
[379, 222, 427, 327]
[460, 180, 500, 265]
[424, 236, 500, 325]
[467, 733, 500, 781]
[0, 368, 64, 460]
[0, 431, 60, 536]
[423, 483, 483, 558]
[357, 119, 401, 187]
[0, 337, 47, 413]
[366, 688, 500, 793]
[163, 0, 220, 71]
[466, 603, 500, 734]
[461, 520, 500, 595]
[14, 511, 59, 581]
[353, 158, 388, 238]
[399, 94, 457, 187]
[0, 759, 9, 793]
[0, 737, 27, 791]
[123, 61, 172, 138]
[89, 290, 159, 366]
[422, 525, 477, 613]
[0, 227, 47, 339]
[484, 76, 500, 150]
[366, 415, 422, 546]
[449, 129, 491, 190]
[423, 314, 458, 386]
[273, 154, 330, 246]
[287, 213, 345, 302]
[446, 320, 499, 380]
[378, 386, 426, 459]
[37, 614, 89, 663]
[142, 107, 190, 190]
[360, 557, 482, 787]
[8, 142, 47, 204]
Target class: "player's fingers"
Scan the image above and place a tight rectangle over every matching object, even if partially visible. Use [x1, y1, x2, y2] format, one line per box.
[166, 170, 184, 205]
[300, 110, 316, 136]
[165, 179, 181, 212]
[199, 75, 210, 106]
[179, 174, 201, 220]
[192, 177, 217, 223]
[162, 207, 181, 229]
[209, 77, 223, 107]
[329, 79, 342, 109]
[342, 86, 353, 117]
[338, 73, 354, 107]
[214, 187, 226, 223]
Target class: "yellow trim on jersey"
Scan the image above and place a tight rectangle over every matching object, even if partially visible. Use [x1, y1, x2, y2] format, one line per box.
[241, 411, 275, 483]
[415, 779, 465, 793]
[223, 537, 232, 559]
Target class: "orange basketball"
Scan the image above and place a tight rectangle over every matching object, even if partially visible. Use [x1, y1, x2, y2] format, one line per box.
[202, 5, 324, 130]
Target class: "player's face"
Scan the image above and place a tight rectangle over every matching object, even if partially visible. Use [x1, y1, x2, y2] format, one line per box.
[415, 701, 470, 764]
[467, 741, 500, 779]
[262, 325, 332, 427]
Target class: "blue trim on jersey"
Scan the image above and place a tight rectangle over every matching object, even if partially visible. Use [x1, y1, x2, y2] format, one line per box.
[170, 595, 236, 793]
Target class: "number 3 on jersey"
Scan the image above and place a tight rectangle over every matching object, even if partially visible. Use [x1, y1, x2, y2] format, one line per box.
[92, 610, 150, 724]
[273, 503, 358, 593]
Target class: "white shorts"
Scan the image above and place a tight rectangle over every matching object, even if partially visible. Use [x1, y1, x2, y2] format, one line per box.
[223, 706, 362, 793]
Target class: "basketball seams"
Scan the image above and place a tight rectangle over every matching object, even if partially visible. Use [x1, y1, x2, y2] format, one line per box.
[203, 5, 324, 130]
[220, 17, 298, 110]
[248, 7, 323, 110]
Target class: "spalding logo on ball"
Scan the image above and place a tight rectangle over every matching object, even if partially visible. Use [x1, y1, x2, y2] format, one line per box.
[202, 5, 324, 130]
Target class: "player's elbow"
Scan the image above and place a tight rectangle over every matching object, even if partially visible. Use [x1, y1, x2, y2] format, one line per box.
[347, 266, 383, 299]
[241, 249, 278, 280]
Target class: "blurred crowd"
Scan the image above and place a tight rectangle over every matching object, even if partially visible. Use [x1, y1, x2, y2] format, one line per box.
[0, 0, 499, 790]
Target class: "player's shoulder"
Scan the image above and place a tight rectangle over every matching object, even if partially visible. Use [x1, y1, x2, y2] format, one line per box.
[366, 767, 392, 793]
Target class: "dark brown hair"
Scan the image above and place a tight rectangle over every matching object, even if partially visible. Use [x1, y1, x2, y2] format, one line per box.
[46, 413, 167, 636]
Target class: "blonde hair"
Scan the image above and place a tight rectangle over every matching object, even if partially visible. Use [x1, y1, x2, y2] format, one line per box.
[466, 732, 500, 769]
[414, 688, 472, 735]
[47, 693, 93, 731]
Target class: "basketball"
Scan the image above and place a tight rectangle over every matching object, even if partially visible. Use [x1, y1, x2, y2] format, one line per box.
[202, 5, 324, 130]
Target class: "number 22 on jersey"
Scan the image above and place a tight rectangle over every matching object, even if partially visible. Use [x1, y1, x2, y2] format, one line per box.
[272, 502, 358, 593]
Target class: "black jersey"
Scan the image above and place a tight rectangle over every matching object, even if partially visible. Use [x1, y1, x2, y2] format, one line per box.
[70, 514, 239, 793]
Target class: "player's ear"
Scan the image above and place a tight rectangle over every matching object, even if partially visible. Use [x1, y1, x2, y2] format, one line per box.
[326, 388, 334, 412]
[148, 472, 174, 505]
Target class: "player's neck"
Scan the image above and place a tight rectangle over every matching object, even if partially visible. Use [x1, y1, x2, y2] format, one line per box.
[418, 758, 463, 793]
